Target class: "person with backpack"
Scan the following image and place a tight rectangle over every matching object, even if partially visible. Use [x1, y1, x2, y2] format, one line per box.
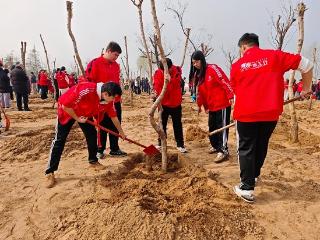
[189, 50, 234, 163]
[45, 81, 126, 188]
[86, 41, 127, 158]
[231, 33, 313, 203]
[153, 58, 187, 153]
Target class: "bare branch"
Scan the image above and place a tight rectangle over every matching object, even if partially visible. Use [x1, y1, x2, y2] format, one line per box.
[66, 1, 85, 76]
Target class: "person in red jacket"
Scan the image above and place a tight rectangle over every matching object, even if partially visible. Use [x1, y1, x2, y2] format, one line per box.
[231, 33, 313, 203]
[86, 41, 126, 158]
[38, 70, 49, 99]
[45, 81, 126, 188]
[153, 58, 187, 153]
[56, 66, 70, 96]
[68, 73, 76, 87]
[189, 50, 234, 163]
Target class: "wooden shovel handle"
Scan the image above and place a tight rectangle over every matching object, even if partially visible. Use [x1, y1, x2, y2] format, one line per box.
[208, 92, 312, 136]
[86, 119, 148, 149]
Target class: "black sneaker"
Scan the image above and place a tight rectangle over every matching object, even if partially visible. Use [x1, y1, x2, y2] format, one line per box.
[109, 149, 127, 156]
[24, 108, 32, 111]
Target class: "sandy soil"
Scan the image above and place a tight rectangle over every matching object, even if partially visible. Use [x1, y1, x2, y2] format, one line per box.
[0, 93, 319, 240]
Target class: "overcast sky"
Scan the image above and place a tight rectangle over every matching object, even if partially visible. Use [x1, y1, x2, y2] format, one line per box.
[0, 0, 319, 77]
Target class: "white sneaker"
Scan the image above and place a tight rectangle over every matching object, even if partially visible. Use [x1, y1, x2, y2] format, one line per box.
[208, 147, 218, 154]
[214, 152, 229, 163]
[177, 147, 187, 153]
[233, 185, 255, 203]
[96, 152, 106, 159]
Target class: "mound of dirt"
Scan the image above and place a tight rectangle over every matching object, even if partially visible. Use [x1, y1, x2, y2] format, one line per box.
[185, 125, 207, 142]
[48, 154, 264, 240]
[0, 125, 86, 162]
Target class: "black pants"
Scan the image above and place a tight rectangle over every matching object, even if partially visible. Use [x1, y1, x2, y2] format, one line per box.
[237, 121, 277, 190]
[39, 86, 48, 99]
[45, 118, 98, 174]
[15, 92, 29, 110]
[158, 105, 184, 148]
[208, 106, 231, 154]
[98, 101, 122, 154]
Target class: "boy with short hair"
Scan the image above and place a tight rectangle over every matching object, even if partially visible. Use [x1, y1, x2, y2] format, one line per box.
[45, 81, 126, 188]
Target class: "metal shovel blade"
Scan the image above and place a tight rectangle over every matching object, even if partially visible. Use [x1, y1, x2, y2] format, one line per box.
[143, 145, 161, 156]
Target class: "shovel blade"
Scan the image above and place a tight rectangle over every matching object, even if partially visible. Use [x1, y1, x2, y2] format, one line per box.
[143, 145, 161, 156]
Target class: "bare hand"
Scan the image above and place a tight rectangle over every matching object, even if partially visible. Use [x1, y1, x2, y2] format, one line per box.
[119, 131, 127, 140]
[77, 116, 88, 123]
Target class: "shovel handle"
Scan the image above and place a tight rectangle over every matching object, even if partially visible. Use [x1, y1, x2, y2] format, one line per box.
[86, 119, 148, 149]
[208, 93, 312, 136]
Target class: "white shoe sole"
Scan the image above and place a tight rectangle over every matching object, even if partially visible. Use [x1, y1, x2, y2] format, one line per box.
[233, 186, 255, 203]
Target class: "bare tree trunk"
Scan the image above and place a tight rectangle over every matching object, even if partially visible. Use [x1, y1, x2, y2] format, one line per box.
[73, 55, 80, 76]
[308, 47, 317, 110]
[53, 58, 56, 70]
[150, 0, 171, 172]
[20, 42, 27, 70]
[288, 2, 307, 143]
[40, 34, 55, 107]
[180, 28, 190, 68]
[124, 36, 133, 106]
[39, 35, 52, 79]
[66, 1, 85, 76]
[131, 0, 154, 90]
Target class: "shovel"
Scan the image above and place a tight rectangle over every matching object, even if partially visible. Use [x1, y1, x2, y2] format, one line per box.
[0, 103, 10, 131]
[86, 119, 160, 156]
[208, 93, 311, 136]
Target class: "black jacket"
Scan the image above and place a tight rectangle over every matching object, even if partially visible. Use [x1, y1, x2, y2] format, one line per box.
[0, 67, 12, 93]
[10, 66, 30, 94]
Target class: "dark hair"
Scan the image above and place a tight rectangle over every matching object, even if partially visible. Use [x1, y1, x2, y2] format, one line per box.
[101, 82, 122, 97]
[238, 33, 259, 47]
[106, 41, 122, 54]
[60, 66, 66, 71]
[159, 58, 173, 70]
[189, 50, 207, 86]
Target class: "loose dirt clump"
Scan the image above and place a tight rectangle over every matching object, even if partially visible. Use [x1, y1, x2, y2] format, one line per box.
[49, 153, 264, 240]
[185, 125, 207, 142]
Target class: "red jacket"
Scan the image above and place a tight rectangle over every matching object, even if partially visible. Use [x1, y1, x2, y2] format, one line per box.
[58, 82, 117, 125]
[153, 65, 182, 107]
[56, 71, 69, 89]
[38, 72, 48, 86]
[68, 74, 76, 87]
[297, 81, 303, 93]
[197, 64, 234, 112]
[231, 47, 301, 122]
[85, 56, 121, 102]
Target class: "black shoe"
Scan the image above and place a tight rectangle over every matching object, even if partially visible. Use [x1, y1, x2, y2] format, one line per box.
[24, 108, 32, 111]
[18, 108, 23, 111]
[109, 149, 127, 156]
